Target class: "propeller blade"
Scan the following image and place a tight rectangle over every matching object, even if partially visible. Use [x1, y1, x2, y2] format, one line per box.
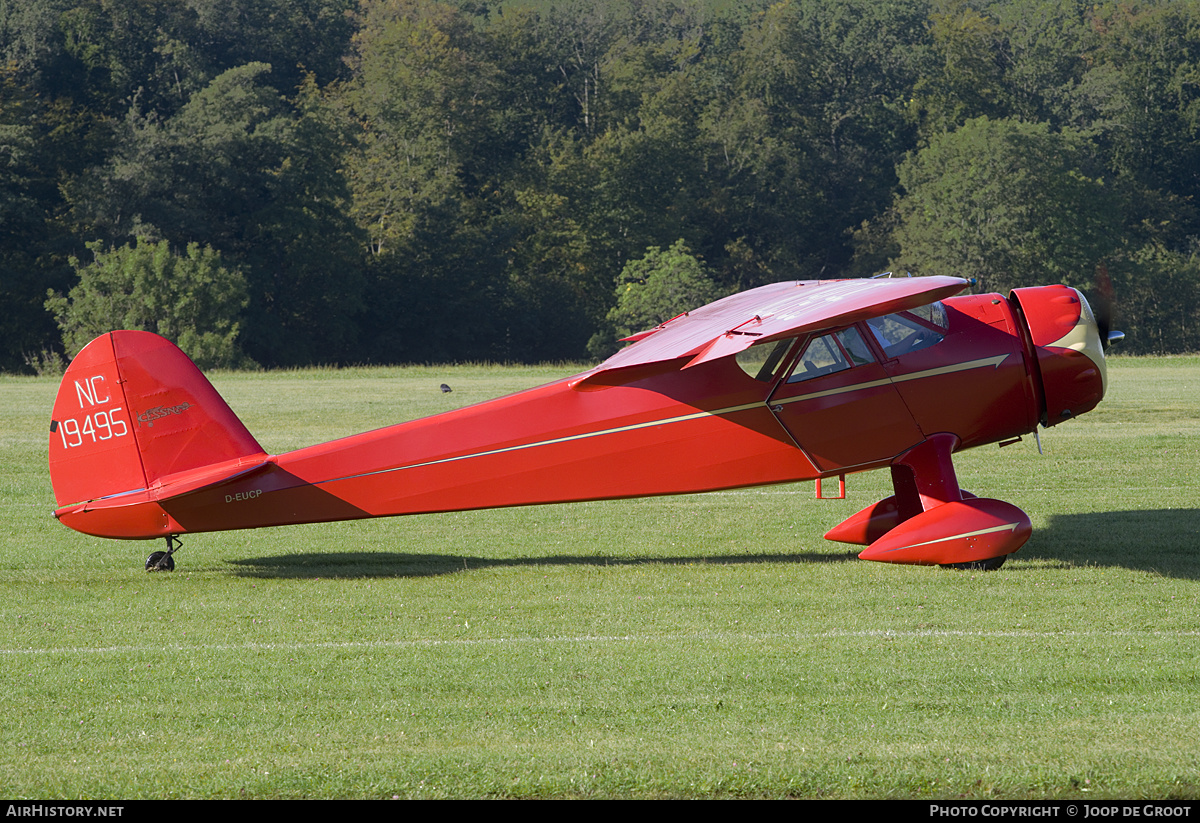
[1093, 265, 1123, 350]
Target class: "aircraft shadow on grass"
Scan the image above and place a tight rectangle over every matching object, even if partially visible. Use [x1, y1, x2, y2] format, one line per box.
[226, 547, 859, 579]
[226, 508, 1200, 580]
[1025, 508, 1200, 580]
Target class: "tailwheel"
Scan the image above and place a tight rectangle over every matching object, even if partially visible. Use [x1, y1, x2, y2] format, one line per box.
[146, 535, 181, 572]
[940, 555, 1007, 571]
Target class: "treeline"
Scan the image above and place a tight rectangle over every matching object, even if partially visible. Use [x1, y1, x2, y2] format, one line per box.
[4, 0, 1200, 372]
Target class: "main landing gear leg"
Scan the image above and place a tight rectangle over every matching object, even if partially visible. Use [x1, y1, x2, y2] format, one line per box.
[145, 535, 180, 572]
[832, 434, 1030, 568]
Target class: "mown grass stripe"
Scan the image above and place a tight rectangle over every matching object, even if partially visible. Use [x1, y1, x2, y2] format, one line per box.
[5, 628, 1200, 657]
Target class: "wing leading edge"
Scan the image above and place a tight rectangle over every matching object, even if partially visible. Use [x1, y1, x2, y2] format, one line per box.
[573, 276, 970, 390]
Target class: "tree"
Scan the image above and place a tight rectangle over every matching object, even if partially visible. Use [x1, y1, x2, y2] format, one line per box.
[62, 62, 366, 366]
[993, 0, 1096, 128]
[1106, 243, 1200, 355]
[56, 0, 208, 118]
[337, 0, 494, 255]
[0, 67, 64, 371]
[579, 73, 709, 267]
[589, 239, 729, 358]
[704, 0, 931, 279]
[235, 77, 369, 366]
[498, 186, 598, 361]
[911, 0, 1012, 136]
[46, 238, 249, 369]
[1085, 0, 1200, 243]
[891, 116, 1122, 295]
[185, 0, 356, 94]
[65, 62, 293, 249]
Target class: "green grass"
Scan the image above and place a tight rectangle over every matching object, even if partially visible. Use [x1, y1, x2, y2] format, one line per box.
[2, 357, 1199, 798]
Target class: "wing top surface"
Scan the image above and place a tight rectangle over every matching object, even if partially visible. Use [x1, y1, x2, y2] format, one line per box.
[577, 276, 970, 388]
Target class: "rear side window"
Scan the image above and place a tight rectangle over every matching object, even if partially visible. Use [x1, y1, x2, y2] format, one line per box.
[736, 338, 796, 382]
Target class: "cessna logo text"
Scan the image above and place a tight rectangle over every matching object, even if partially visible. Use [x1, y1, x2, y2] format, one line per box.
[138, 403, 192, 425]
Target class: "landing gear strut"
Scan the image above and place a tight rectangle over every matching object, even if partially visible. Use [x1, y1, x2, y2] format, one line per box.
[146, 535, 180, 572]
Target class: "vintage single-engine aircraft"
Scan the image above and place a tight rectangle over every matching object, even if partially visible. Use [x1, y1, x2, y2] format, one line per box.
[48, 275, 1118, 572]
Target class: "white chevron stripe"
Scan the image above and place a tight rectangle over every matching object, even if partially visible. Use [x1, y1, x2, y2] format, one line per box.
[882, 521, 1022, 553]
[777, 354, 1009, 405]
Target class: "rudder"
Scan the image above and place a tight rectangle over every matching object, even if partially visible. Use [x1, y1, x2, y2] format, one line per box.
[49, 331, 266, 507]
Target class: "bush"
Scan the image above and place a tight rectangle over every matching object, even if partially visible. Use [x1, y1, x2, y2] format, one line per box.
[588, 240, 730, 359]
[46, 238, 251, 369]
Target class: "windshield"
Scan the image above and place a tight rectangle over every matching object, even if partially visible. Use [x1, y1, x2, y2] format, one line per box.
[865, 302, 947, 358]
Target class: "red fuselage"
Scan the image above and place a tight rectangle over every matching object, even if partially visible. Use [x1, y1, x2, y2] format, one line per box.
[52, 283, 1105, 542]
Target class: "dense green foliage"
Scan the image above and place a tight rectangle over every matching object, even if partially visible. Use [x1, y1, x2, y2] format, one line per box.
[4, 0, 1200, 371]
[590, 239, 729, 357]
[46, 238, 249, 369]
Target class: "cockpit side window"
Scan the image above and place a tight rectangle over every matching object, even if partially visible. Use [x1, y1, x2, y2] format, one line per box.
[786, 327, 873, 384]
[837, 326, 874, 366]
[865, 302, 947, 359]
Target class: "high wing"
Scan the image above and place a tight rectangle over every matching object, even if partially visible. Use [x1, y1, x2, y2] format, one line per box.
[573, 276, 970, 389]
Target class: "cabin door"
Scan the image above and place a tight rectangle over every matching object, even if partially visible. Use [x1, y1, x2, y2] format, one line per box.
[767, 327, 924, 473]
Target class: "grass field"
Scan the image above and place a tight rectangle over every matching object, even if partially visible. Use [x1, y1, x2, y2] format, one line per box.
[2, 357, 1198, 799]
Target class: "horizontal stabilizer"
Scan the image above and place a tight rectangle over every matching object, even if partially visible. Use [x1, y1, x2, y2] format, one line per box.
[147, 456, 274, 501]
[53, 456, 273, 516]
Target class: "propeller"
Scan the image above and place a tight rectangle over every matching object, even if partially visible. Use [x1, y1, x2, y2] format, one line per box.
[1093, 265, 1124, 349]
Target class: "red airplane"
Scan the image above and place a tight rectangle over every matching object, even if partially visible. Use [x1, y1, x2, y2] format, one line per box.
[48, 275, 1116, 572]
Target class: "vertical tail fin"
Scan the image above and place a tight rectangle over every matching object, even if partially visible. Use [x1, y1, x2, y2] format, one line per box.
[49, 331, 266, 507]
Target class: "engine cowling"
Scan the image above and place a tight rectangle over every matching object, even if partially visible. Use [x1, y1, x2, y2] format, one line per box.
[1010, 285, 1108, 427]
